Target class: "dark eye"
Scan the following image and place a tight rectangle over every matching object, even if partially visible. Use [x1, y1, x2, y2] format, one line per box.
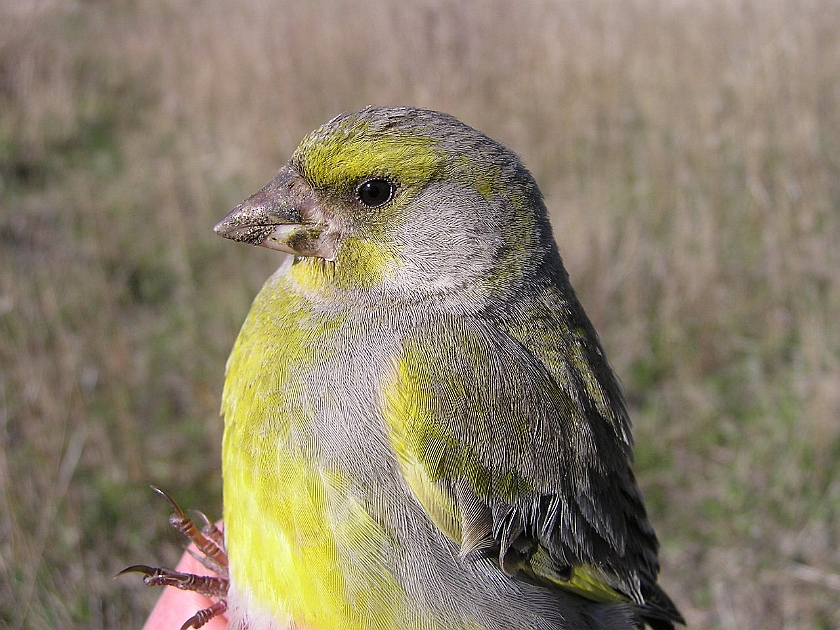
[357, 179, 395, 208]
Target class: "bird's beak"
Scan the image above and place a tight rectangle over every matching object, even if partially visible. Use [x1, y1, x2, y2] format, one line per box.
[214, 166, 335, 258]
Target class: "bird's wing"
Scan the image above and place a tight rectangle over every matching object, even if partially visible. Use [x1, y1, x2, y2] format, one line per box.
[382, 313, 681, 625]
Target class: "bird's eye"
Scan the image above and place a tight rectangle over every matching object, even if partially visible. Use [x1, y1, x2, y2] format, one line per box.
[357, 179, 395, 208]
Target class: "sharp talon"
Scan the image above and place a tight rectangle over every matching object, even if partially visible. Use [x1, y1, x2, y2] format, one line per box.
[193, 509, 211, 527]
[150, 485, 179, 510]
[116, 564, 157, 578]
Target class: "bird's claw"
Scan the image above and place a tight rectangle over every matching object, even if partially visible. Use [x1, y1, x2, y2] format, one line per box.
[151, 485, 229, 572]
[119, 488, 229, 629]
[178, 601, 230, 630]
[118, 564, 228, 599]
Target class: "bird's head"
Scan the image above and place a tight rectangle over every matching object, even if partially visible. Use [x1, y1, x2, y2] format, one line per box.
[215, 106, 558, 310]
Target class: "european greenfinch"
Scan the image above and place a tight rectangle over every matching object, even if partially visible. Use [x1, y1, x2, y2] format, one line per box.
[137, 106, 684, 630]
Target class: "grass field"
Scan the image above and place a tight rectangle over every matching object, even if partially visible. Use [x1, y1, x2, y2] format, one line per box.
[1, 0, 838, 628]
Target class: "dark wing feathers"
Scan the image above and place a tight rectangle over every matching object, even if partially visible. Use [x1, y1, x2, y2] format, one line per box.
[401, 311, 683, 627]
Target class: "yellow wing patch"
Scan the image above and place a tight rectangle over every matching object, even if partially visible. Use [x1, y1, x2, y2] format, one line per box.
[526, 549, 627, 604]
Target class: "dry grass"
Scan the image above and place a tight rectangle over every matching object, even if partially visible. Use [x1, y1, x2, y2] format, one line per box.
[1, 0, 838, 628]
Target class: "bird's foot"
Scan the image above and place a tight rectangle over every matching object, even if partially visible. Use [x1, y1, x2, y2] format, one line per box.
[119, 487, 229, 630]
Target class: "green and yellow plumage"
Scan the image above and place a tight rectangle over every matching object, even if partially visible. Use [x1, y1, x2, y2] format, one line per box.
[215, 106, 683, 630]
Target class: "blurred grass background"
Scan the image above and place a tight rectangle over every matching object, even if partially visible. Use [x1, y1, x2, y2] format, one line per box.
[1, 0, 838, 628]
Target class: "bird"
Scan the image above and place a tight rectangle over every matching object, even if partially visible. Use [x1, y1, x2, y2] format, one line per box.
[130, 106, 684, 630]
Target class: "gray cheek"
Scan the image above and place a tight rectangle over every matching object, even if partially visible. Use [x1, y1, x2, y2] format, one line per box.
[386, 188, 507, 301]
